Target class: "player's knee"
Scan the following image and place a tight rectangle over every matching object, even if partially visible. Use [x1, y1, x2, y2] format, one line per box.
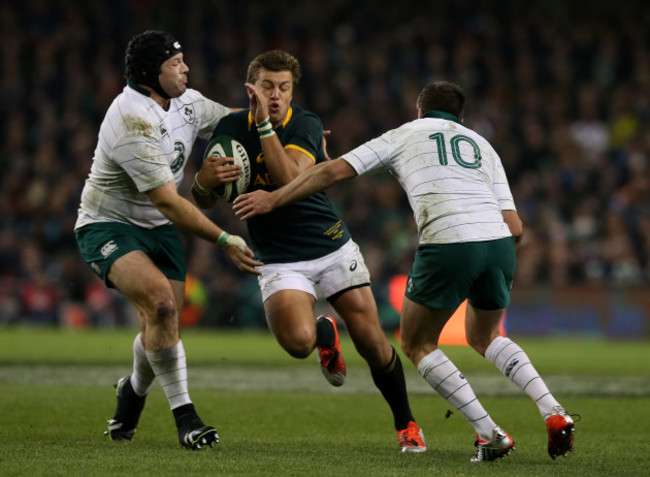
[150, 299, 177, 326]
[283, 341, 313, 359]
[277, 328, 315, 359]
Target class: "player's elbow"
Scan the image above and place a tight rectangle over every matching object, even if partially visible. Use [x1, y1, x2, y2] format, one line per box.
[502, 210, 523, 240]
[326, 158, 356, 184]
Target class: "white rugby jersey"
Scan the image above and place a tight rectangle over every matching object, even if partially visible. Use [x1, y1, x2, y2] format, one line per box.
[75, 85, 229, 229]
[342, 111, 516, 244]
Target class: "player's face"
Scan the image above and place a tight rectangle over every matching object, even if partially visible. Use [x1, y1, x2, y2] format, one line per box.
[158, 53, 188, 98]
[255, 69, 293, 127]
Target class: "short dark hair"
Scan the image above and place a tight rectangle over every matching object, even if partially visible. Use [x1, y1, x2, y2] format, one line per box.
[416, 81, 465, 118]
[246, 50, 301, 87]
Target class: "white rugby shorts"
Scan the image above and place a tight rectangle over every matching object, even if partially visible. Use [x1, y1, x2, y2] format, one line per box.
[257, 239, 371, 302]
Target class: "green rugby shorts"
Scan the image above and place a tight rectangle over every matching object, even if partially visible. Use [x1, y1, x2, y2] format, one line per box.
[405, 237, 516, 310]
[74, 222, 186, 287]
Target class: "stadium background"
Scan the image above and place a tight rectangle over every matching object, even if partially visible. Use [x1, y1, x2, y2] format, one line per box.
[1, 0, 649, 340]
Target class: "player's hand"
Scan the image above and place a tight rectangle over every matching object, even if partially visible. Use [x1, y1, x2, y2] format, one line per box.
[198, 155, 242, 187]
[225, 245, 263, 275]
[244, 82, 269, 126]
[217, 232, 263, 275]
[233, 190, 275, 220]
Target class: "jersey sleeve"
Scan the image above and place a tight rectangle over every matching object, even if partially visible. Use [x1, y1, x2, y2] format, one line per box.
[341, 132, 392, 175]
[285, 111, 322, 163]
[490, 148, 517, 211]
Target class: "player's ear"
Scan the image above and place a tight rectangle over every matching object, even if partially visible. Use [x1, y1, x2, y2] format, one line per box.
[417, 108, 424, 119]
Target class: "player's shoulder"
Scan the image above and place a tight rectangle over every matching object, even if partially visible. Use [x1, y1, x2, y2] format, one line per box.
[114, 85, 155, 114]
[214, 109, 250, 132]
[226, 109, 251, 122]
[456, 122, 495, 149]
[176, 87, 207, 104]
[285, 105, 323, 133]
[289, 104, 321, 122]
[107, 86, 159, 134]
[173, 88, 219, 113]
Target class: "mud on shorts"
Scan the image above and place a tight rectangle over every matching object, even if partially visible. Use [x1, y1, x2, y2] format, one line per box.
[257, 239, 371, 302]
[74, 222, 186, 287]
[405, 237, 516, 310]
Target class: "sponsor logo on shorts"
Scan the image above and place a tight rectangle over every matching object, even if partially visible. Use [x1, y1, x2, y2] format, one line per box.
[91, 262, 101, 275]
[101, 240, 118, 258]
[349, 260, 357, 271]
[407, 277, 414, 294]
[261, 273, 281, 293]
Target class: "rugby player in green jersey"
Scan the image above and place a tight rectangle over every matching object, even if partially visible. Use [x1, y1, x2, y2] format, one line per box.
[193, 50, 426, 453]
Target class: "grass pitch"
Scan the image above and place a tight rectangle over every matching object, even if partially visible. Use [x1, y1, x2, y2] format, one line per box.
[0, 327, 648, 476]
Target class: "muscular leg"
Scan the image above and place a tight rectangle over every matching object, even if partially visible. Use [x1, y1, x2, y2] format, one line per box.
[466, 303, 561, 419]
[109, 252, 191, 410]
[108, 251, 179, 351]
[400, 297, 497, 440]
[333, 286, 414, 431]
[108, 250, 217, 447]
[332, 286, 392, 367]
[130, 282, 184, 397]
[464, 304, 505, 356]
[264, 289, 317, 358]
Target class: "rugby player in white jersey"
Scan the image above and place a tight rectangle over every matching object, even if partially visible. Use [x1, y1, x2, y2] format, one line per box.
[233, 81, 578, 462]
[74, 30, 261, 450]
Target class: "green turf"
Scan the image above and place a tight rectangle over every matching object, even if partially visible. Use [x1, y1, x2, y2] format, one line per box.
[1, 327, 648, 476]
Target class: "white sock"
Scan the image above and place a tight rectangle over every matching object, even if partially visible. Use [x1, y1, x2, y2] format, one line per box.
[146, 340, 192, 410]
[130, 332, 156, 397]
[485, 336, 559, 419]
[418, 349, 496, 440]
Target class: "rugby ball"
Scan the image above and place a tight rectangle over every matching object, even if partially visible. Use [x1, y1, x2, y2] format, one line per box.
[203, 135, 251, 202]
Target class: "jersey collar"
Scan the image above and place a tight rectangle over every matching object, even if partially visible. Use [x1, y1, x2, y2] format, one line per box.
[127, 79, 151, 97]
[422, 110, 462, 125]
[247, 107, 294, 130]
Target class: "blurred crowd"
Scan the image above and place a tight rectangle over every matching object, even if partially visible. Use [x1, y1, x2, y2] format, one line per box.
[1, 0, 649, 328]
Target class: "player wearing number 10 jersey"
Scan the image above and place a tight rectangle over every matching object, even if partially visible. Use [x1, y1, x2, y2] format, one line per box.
[343, 108, 515, 245]
[234, 80, 577, 462]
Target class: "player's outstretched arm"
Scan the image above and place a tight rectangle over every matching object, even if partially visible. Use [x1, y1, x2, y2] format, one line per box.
[148, 182, 262, 274]
[233, 158, 356, 220]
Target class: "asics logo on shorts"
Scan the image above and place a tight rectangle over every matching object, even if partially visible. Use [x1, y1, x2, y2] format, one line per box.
[101, 240, 118, 258]
[349, 260, 357, 271]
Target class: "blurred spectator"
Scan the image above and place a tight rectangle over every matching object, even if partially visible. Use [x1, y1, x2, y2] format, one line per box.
[1, 0, 649, 328]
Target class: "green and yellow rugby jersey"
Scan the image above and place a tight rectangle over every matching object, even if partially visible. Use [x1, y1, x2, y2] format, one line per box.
[212, 105, 351, 263]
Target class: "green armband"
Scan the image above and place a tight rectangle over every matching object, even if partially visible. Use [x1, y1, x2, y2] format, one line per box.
[217, 231, 230, 247]
[256, 117, 275, 138]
